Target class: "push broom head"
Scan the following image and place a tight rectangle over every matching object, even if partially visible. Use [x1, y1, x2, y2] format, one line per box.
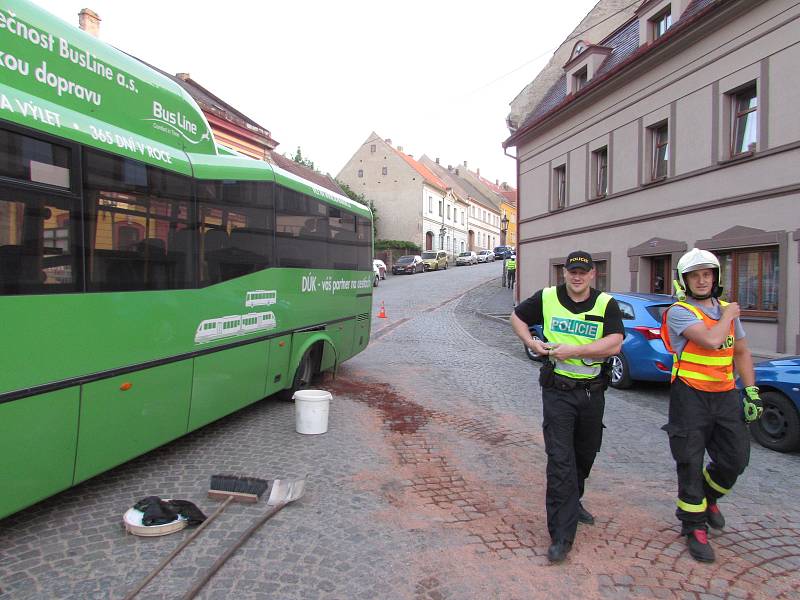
[208, 474, 270, 504]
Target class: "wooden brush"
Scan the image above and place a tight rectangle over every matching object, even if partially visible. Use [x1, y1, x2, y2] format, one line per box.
[123, 474, 270, 600]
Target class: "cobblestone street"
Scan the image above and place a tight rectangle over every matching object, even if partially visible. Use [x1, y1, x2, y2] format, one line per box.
[1, 266, 798, 599]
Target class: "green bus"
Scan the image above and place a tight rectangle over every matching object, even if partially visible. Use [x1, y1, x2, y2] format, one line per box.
[0, 0, 374, 519]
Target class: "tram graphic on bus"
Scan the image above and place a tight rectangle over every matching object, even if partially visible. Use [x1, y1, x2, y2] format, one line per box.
[245, 290, 277, 307]
[194, 311, 277, 343]
[195, 290, 279, 343]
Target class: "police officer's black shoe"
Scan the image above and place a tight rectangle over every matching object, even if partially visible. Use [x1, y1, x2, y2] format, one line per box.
[547, 539, 572, 563]
[686, 529, 715, 563]
[706, 502, 725, 530]
[577, 502, 595, 525]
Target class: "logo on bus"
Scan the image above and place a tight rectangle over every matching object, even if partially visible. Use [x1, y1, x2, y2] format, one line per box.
[549, 317, 599, 339]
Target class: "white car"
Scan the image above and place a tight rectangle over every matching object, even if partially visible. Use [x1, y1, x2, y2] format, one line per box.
[476, 250, 495, 263]
[456, 251, 478, 266]
[373, 263, 381, 287]
[373, 259, 387, 280]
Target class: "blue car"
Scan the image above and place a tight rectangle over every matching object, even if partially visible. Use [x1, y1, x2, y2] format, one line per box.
[525, 292, 675, 389]
[738, 356, 800, 453]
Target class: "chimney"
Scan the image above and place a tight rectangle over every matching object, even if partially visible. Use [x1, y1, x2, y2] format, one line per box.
[176, 73, 191, 81]
[502, 182, 509, 190]
[447, 165, 453, 171]
[397, 146, 403, 153]
[435, 158, 439, 164]
[477, 167, 480, 176]
[385, 138, 392, 145]
[455, 168, 460, 175]
[78, 8, 101, 37]
[463, 160, 468, 168]
[495, 179, 499, 185]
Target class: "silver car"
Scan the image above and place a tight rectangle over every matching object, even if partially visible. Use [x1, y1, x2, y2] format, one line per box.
[456, 251, 478, 266]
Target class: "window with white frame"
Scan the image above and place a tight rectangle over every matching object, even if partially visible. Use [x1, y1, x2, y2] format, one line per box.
[650, 7, 672, 40]
[592, 147, 608, 197]
[552, 165, 566, 209]
[428, 196, 433, 213]
[649, 123, 669, 180]
[438, 200, 443, 217]
[730, 84, 757, 156]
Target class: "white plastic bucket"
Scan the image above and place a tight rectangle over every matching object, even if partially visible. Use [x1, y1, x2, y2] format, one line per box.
[293, 389, 331, 434]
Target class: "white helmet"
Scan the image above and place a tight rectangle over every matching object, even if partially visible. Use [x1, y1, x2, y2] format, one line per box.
[676, 248, 721, 299]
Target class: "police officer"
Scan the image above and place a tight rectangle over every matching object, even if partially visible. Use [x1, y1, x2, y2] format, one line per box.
[511, 251, 624, 563]
[661, 248, 761, 563]
[505, 253, 517, 290]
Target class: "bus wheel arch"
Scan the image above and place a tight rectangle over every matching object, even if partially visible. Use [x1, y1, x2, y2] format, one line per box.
[280, 339, 326, 401]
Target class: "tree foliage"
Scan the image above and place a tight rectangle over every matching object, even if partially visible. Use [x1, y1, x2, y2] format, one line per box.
[291, 146, 315, 171]
[374, 239, 421, 252]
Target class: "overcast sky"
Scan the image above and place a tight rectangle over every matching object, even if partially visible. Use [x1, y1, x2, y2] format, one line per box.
[31, 0, 598, 186]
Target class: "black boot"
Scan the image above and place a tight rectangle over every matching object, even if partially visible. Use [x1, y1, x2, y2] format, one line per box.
[577, 502, 595, 525]
[547, 539, 572, 563]
[706, 502, 725, 530]
[686, 529, 715, 563]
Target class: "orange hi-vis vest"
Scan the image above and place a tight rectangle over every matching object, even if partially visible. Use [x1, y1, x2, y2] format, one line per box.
[661, 300, 736, 392]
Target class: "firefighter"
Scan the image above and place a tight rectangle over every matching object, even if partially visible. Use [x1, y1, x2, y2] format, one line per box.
[511, 251, 624, 563]
[660, 248, 761, 563]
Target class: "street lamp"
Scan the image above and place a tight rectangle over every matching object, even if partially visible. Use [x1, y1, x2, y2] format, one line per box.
[500, 213, 509, 246]
[439, 224, 447, 251]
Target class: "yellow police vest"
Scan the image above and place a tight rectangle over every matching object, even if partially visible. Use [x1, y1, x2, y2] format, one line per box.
[506, 259, 516, 271]
[542, 286, 611, 379]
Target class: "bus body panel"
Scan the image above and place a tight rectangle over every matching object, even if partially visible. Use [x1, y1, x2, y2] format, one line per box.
[188, 341, 270, 431]
[0, 388, 79, 519]
[265, 335, 292, 398]
[73, 360, 193, 483]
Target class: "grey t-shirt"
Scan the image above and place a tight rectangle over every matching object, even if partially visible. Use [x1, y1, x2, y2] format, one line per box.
[666, 297, 746, 357]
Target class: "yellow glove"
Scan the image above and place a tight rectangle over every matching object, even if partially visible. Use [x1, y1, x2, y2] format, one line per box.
[743, 386, 763, 423]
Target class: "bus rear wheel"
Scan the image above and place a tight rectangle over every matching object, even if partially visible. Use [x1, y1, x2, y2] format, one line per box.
[280, 345, 321, 401]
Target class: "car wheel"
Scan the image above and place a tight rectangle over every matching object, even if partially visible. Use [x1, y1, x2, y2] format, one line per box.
[609, 353, 632, 389]
[444, 262, 447, 270]
[751, 391, 800, 452]
[525, 336, 545, 362]
[279, 345, 319, 401]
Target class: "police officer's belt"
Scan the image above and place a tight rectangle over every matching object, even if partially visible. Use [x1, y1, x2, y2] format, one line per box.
[552, 372, 606, 392]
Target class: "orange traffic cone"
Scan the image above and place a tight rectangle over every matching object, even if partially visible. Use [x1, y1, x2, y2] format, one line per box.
[377, 301, 387, 319]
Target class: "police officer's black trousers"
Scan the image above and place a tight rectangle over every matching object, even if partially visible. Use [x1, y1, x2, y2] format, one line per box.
[663, 378, 750, 534]
[541, 383, 605, 543]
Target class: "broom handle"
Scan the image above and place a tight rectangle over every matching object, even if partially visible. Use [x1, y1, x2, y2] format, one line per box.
[122, 495, 234, 600]
[181, 503, 287, 600]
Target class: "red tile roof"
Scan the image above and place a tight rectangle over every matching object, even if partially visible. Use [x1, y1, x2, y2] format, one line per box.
[396, 151, 449, 193]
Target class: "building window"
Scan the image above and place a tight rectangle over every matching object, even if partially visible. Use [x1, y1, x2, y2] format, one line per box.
[382, 166, 388, 176]
[357, 169, 363, 178]
[461, 211, 464, 225]
[553, 165, 566, 209]
[594, 259, 608, 291]
[717, 247, 778, 315]
[592, 147, 608, 198]
[731, 84, 758, 156]
[650, 123, 669, 180]
[428, 196, 433, 213]
[651, 7, 672, 40]
[574, 67, 588, 92]
[370, 144, 376, 153]
[438, 200, 443, 217]
[447, 205, 451, 220]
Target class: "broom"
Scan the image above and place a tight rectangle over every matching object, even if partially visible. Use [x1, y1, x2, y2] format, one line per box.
[122, 474, 269, 600]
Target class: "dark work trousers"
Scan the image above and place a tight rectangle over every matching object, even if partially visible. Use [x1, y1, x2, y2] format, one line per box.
[541, 383, 605, 543]
[662, 378, 750, 534]
[507, 270, 516, 290]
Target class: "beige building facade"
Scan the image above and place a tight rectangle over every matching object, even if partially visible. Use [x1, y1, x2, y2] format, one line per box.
[504, 0, 800, 356]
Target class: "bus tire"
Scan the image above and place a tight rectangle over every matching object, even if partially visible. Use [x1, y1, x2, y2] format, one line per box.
[280, 345, 320, 402]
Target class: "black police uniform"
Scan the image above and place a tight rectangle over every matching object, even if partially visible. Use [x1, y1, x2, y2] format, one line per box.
[514, 285, 624, 545]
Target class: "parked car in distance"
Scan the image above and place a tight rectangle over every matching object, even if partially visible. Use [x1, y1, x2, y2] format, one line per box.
[737, 356, 800, 453]
[456, 251, 478, 266]
[372, 263, 381, 287]
[525, 292, 674, 389]
[392, 255, 424, 274]
[373, 259, 387, 280]
[493, 245, 513, 260]
[476, 250, 495, 263]
[421, 250, 448, 271]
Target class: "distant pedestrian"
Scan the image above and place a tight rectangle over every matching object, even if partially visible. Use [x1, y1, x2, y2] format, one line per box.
[660, 248, 761, 563]
[510, 251, 623, 563]
[505, 254, 516, 290]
